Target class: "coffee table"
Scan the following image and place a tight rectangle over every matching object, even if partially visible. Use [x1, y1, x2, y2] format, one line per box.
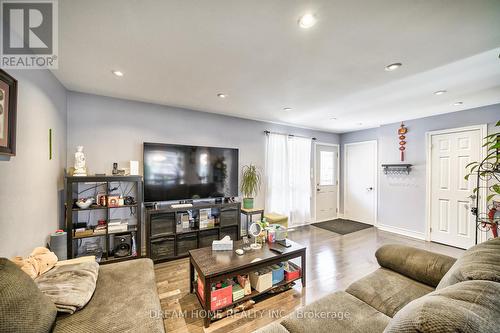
[189, 239, 306, 328]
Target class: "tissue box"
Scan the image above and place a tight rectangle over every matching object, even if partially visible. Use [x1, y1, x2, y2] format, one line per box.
[212, 235, 233, 251]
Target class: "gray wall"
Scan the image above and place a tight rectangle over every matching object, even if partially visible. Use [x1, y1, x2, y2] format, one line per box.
[66, 92, 340, 208]
[339, 104, 500, 235]
[0, 70, 67, 257]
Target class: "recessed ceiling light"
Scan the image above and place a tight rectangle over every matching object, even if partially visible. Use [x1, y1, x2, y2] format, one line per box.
[357, 122, 363, 126]
[331, 117, 337, 120]
[298, 13, 317, 29]
[283, 107, 292, 111]
[454, 101, 463, 106]
[384, 63, 402, 71]
[217, 93, 227, 98]
[434, 90, 447, 95]
[111, 70, 124, 77]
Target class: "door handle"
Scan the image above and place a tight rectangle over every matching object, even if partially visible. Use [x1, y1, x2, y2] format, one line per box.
[367, 187, 374, 191]
[317, 188, 321, 192]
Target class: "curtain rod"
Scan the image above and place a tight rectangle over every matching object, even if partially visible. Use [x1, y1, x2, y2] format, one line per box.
[264, 130, 317, 141]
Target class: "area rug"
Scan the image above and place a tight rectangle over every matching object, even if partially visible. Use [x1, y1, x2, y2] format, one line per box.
[312, 219, 372, 235]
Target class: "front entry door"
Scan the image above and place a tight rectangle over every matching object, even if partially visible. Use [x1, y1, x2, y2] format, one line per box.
[429, 128, 481, 249]
[315, 144, 338, 222]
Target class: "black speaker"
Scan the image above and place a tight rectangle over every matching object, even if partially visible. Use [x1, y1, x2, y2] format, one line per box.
[113, 234, 132, 257]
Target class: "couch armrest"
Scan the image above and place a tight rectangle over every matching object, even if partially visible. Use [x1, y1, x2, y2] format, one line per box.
[375, 244, 456, 287]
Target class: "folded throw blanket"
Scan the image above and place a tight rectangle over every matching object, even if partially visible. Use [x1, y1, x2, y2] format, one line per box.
[35, 261, 99, 314]
[11, 247, 58, 279]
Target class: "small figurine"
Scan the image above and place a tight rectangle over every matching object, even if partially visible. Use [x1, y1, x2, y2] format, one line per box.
[73, 146, 87, 176]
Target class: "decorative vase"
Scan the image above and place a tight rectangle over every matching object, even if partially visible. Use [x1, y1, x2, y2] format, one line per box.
[243, 198, 254, 209]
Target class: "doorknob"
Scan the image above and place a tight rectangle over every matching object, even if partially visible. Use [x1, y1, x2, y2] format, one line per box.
[367, 187, 374, 191]
[317, 188, 321, 192]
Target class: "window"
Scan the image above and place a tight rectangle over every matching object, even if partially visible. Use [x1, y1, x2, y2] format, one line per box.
[319, 151, 335, 185]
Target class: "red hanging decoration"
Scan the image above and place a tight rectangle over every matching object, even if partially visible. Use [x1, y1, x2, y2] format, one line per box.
[398, 122, 408, 161]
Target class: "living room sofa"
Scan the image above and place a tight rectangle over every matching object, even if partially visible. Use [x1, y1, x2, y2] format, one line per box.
[0, 258, 165, 333]
[255, 237, 500, 333]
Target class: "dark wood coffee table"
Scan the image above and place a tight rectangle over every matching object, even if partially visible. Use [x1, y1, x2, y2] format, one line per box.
[189, 239, 306, 327]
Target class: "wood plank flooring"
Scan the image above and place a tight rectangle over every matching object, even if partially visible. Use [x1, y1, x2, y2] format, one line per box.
[154, 226, 464, 333]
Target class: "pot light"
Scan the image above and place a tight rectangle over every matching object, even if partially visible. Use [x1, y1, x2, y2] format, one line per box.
[384, 63, 402, 71]
[111, 70, 124, 77]
[454, 101, 463, 106]
[298, 13, 317, 29]
[357, 122, 363, 126]
[217, 93, 227, 98]
[283, 107, 292, 111]
[331, 117, 337, 120]
[434, 90, 447, 95]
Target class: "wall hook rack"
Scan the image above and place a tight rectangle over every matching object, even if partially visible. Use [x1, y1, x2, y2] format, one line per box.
[382, 164, 412, 175]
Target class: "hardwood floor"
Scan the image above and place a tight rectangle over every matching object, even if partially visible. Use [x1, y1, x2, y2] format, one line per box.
[154, 226, 464, 333]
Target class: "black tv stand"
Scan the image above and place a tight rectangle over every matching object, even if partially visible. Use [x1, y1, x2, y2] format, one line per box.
[145, 201, 241, 263]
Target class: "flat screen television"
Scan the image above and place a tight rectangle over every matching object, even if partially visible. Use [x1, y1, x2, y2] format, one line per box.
[143, 142, 239, 202]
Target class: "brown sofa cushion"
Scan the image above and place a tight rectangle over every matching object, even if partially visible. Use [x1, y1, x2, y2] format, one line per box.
[384, 280, 500, 333]
[0, 258, 57, 333]
[346, 268, 434, 317]
[437, 237, 500, 290]
[280, 291, 390, 333]
[375, 244, 456, 287]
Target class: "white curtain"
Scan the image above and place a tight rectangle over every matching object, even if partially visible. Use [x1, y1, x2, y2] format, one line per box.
[265, 133, 312, 226]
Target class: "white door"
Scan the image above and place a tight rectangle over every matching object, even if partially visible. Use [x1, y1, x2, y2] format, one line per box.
[429, 128, 481, 249]
[315, 144, 338, 222]
[344, 141, 377, 224]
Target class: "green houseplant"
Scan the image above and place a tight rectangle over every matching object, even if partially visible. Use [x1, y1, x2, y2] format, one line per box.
[241, 164, 261, 209]
[464, 120, 500, 238]
[465, 120, 500, 203]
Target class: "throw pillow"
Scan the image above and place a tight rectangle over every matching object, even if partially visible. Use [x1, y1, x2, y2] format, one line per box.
[0, 258, 57, 333]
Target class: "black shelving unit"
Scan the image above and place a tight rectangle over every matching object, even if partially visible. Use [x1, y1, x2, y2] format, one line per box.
[65, 175, 143, 264]
[146, 202, 241, 263]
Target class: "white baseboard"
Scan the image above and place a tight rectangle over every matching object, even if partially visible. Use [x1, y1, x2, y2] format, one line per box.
[377, 223, 426, 240]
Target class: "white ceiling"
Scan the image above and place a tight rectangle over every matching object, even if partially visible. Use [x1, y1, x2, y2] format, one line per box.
[53, 0, 500, 133]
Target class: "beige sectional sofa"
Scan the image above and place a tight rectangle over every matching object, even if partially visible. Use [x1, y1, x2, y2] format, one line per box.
[255, 238, 500, 333]
[0, 258, 165, 333]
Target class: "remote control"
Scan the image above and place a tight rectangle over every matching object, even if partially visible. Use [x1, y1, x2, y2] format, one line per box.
[270, 247, 284, 254]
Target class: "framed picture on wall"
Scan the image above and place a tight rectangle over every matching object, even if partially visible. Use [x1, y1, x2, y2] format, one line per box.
[0, 69, 18, 156]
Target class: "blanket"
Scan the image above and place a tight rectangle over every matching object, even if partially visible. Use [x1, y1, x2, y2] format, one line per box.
[35, 261, 99, 314]
[11, 247, 58, 279]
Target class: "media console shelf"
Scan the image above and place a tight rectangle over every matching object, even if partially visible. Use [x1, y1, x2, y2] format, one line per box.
[146, 202, 241, 263]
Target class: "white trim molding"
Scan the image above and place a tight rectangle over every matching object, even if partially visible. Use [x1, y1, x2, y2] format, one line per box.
[377, 224, 426, 240]
[425, 124, 488, 244]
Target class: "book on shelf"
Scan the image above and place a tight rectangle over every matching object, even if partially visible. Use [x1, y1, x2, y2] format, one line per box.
[107, 219, 129, 232]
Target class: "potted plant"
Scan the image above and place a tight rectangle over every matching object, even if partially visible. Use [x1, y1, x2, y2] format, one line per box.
[241, 164, 261, 209]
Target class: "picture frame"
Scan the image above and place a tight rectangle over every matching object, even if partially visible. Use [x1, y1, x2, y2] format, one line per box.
[0, 69, 18, 156]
